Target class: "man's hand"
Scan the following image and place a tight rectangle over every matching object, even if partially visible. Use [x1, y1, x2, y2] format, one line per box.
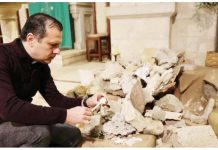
[65, 106, 92, 125]
[85, 93, 108, 108]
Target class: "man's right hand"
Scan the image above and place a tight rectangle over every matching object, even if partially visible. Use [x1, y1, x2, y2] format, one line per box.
[65, 106, 92, 126]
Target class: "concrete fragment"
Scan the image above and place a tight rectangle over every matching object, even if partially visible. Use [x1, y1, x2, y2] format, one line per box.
[161, 68, 173, 85]
[133, 64, 151, 82]
[130, 80, 146, 113]
[154, 49, 178, 67]
[151, 106, 166, 121]
[112, 136, 143, 146]
[144, 73, 162, 96]
[183, 98, 215, 124]
[172, 125, 218, 147]
[102, 113, 136, 137]
[165, 111, 182, 121]
[143, 88, 155, 104]
[121, 96, 163, 135]
[100, 62, 123, 80]
[145, 107, 182, 121]
[109, 77, 122, 91]
[120, 72, 137, 94]
[156, 94, 184, 113]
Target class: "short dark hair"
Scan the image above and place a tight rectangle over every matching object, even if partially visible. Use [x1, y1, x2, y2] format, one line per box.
[20, 13, 63, 41]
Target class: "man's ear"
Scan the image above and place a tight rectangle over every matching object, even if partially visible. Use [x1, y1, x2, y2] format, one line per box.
[26, 33, 35, 47]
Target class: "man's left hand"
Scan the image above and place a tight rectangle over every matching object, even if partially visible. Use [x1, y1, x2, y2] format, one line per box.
[85, 93, 108, 108]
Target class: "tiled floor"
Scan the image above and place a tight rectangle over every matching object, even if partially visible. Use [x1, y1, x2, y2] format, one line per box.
[32, 60, 107, 106]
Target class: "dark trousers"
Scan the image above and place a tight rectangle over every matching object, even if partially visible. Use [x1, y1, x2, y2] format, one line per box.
[0, 122, 82, 147]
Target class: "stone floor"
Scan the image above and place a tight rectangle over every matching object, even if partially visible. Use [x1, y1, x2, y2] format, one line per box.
[32, 59, 107, 106]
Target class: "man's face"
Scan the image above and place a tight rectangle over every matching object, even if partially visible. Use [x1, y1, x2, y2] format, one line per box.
[31, 25, 62, 64]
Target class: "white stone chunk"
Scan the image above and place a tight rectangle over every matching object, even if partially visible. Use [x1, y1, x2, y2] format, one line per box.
[156, 94, 184, 113]
[183, 98, 215, 124]
[133, 64, 151, 82]
[172, 125, 218, 147]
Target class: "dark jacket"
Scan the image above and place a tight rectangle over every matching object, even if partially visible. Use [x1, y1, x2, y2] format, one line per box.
[0, 38, 81, 125]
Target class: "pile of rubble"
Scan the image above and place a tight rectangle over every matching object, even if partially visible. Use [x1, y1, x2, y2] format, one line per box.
[79, 49, 218, 147]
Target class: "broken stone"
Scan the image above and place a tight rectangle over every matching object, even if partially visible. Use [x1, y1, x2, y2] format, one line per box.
[100, 62, 124, 80]
[161, 68, 173, 85]
[171, 125, 218, 147]
[107, 89, 126, 98]
[154, 49, 178, 67]
[208, 108, 218, 137]
[150, 65, 166, 76]
[183, 96, 208, 116]
[142, 88, 155, 104]
[153, 82, 176, 96]
[183, 98, 215, 124]
[144, 73, 162, 96]
[112, 136, 143, 146]
[155, 94, 184, 113]
[145, 107, 182, 121]
[109, 77, 122, 91]
[130, 80, 146, 113]
[102, 113, 136, 137]
[120, 72, 137, 94]
[120, 96, 163, 135]
[142, 117, 164, 135]
[151, 106, 166, 121]
[133, 64, 151, 82]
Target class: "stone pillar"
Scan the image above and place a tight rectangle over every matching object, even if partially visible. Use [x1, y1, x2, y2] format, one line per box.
[18, 4, 29, 30]
[69, 2, 94, 50]
[0, 3, 22, 43]
[0, 17, 19, 43]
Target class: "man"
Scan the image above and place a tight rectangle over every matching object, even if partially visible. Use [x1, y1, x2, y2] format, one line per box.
[0, 13, 103, 147]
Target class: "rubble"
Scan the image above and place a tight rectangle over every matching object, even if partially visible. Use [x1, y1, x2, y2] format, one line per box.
[77, 49, 218, 147]
[130, 80, 146, 113]
[155, 94, 184, 113]
[183, 98, 215, 124]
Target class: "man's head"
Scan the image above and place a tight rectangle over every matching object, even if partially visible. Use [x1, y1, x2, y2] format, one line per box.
[21, 13, 63, 64]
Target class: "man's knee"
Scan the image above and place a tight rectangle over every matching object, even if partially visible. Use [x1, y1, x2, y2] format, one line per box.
[29, 125, 51, 147]
[72, 127, 82, 146]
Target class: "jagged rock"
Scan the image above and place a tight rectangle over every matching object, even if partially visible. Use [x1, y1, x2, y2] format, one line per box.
[153, 82, 176, 96]
[154, 49, 178, 67]
[109, 77, 122, 91]
[142, 117, 164, 135]
[107, 89, 126, 98]
[151, 106, 166, 121]
[150, 65, 166, 76]
[102, 113, 136, 137]
[144, 73, 162, 96]
[120, 72, 137, 94]
[107, 99, 122, 113]
[155, 94, 184, 113]
[112, 136, 143, 146]
[130, 80, 146, 113]
[208, 108, 218, 137]
[183, 98, 215, 124]
[133, 64, 151, 82]
[143, 88, 155, 104]
[121, 96, 163, 135]
[171, 125, 218, 147]
[161, 68, 173, 85]
[100, 62, 124, 80]
[145, 107, 182, 121]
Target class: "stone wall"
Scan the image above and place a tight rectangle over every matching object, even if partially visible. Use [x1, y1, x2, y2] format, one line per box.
[102, 2, 217, 66]
[171, 2, 217, 66]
